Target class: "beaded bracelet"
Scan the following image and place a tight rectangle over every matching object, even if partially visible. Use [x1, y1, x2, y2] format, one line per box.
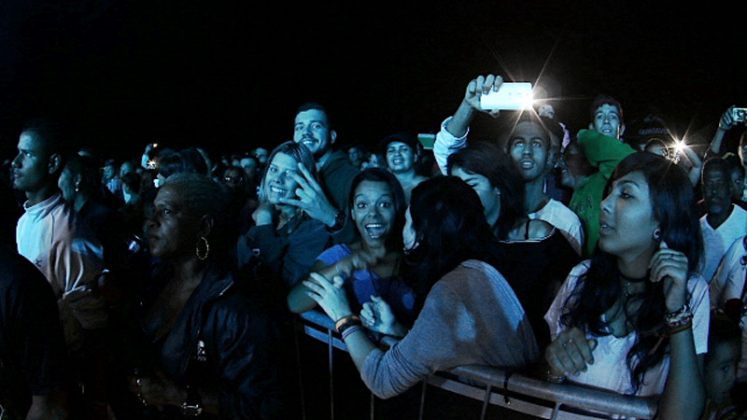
[667, 320, 693, 336]
[664, 304, 692, 327]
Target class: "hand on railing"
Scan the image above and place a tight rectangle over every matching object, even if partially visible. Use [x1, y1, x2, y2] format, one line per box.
[360, 295, 408, 338]
[303, 272, 352, 322]
[544, 327, 597, 379]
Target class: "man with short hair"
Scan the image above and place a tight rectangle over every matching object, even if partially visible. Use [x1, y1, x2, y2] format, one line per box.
[699, 157, 747, 283]
[569, 95, 635, 255]
[433, 75, 584, 254]
[12, 119, 107, 349]
[289, 103, 359, 240]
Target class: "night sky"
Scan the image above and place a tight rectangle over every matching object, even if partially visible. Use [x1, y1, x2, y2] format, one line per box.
[1, 1, 746, 161]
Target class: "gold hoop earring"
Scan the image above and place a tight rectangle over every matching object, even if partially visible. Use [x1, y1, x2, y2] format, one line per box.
[196, 236, 210, 261]
[653, 228, 662, 241]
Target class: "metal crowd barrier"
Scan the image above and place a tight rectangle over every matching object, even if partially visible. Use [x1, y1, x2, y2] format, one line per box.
[297, 310, 659, 420]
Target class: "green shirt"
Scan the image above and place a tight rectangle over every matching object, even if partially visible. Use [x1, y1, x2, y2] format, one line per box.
[569, 130, 635, 257]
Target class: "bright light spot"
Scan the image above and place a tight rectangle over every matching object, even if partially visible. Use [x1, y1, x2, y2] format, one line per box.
[521, 92, 535, 110]
[673, 138, 688, 155]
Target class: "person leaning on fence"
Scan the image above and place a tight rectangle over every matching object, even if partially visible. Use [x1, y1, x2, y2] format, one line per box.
[288, 168, 417, 326]
[544, 152, 709, 419]
[447, 142, 579, 349]
[303, 176, 538, 399]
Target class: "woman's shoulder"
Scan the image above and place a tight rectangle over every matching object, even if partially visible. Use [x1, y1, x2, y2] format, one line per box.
[316, 243, 353, 263]
[504, 219, 555, 242]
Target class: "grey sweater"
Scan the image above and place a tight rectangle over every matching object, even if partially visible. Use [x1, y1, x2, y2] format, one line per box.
[361, 259, 539, 398]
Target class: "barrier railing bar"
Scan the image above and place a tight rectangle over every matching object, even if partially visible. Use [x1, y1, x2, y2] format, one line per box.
[418, 381, 427, 420]
[299, 310, 657, 420]
[480, 384, 492, 420]
[292, 320, 307, 420]
[327, 328, 334, 420]
[425, 375, 555, 418]
[444, 365, 656, 418]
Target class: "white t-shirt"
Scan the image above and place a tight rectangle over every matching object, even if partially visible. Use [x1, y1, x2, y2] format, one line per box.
[16, 194, 106, 347]
[709, 236, 747, 382]
[545, 261, 710, 396]
[699, 205, 747, 283]
[529, 199, 584, 256]
[433, 116, 468, 175]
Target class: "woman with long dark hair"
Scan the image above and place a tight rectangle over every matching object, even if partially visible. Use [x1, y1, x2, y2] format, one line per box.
[448, 141, 579, 348]
[303, 177, 537, 398]
[544, 152, 707, 418]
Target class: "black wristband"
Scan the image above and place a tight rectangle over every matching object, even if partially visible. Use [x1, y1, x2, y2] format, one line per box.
[328, 210, 346, 232]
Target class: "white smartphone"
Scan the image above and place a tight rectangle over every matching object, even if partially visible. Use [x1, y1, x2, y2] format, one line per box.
[480, 82, 533, 111]
[732, 107, 747, 123]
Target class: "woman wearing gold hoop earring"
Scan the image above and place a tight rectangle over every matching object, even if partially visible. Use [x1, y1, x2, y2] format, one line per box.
[113, 173, 289, 419]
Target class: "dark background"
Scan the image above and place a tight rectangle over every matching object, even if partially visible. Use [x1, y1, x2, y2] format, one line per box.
[1, 1, 746, 161]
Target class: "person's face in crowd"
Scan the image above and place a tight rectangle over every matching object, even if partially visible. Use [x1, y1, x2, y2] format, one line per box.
[240, 157, 258, 180]
[508, 121, 550, 182]
[146, 184, 201, 258]
[120, 161, 135, 178]
[12, 132, 52, 194]
[223, 168, 245, 191]
[294, 109, 335, 158]
[348, 147, 363, 167]
[728, 168, 744, 201]
[702, 168, 732, 216]
[644, 143, 668, 158]
[254, 148, 269, 165]
[57, 166, 77, 203]
[558, 143, 591, 189]
[386, 141, 416, 174]
[599, 171, 660, 259]
[537, 104, 556, 119]
[591, 104, 624, 139]
[263, 152, 300, 205]
[402, 207, 417, 251]
[704, 341, 739, 404]
[451, 166, 500, 223]
[740, 142, 747, 167]
[103, 164, 116, 180]
[366, 153, 385, 169]
[351, 180, 396, 249]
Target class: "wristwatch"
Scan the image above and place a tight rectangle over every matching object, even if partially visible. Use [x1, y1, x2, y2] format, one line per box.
[327, 210, 346, 232]
[181, 386, 203, 416]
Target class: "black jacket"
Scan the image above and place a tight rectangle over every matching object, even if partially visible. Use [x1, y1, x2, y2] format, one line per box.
[135, 264, 291, 419]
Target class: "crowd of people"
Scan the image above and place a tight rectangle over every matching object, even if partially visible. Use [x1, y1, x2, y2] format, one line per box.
[1, 74, 746, 419]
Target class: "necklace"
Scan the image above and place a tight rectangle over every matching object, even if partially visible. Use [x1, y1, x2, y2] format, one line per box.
[619, 272, 647, 298]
